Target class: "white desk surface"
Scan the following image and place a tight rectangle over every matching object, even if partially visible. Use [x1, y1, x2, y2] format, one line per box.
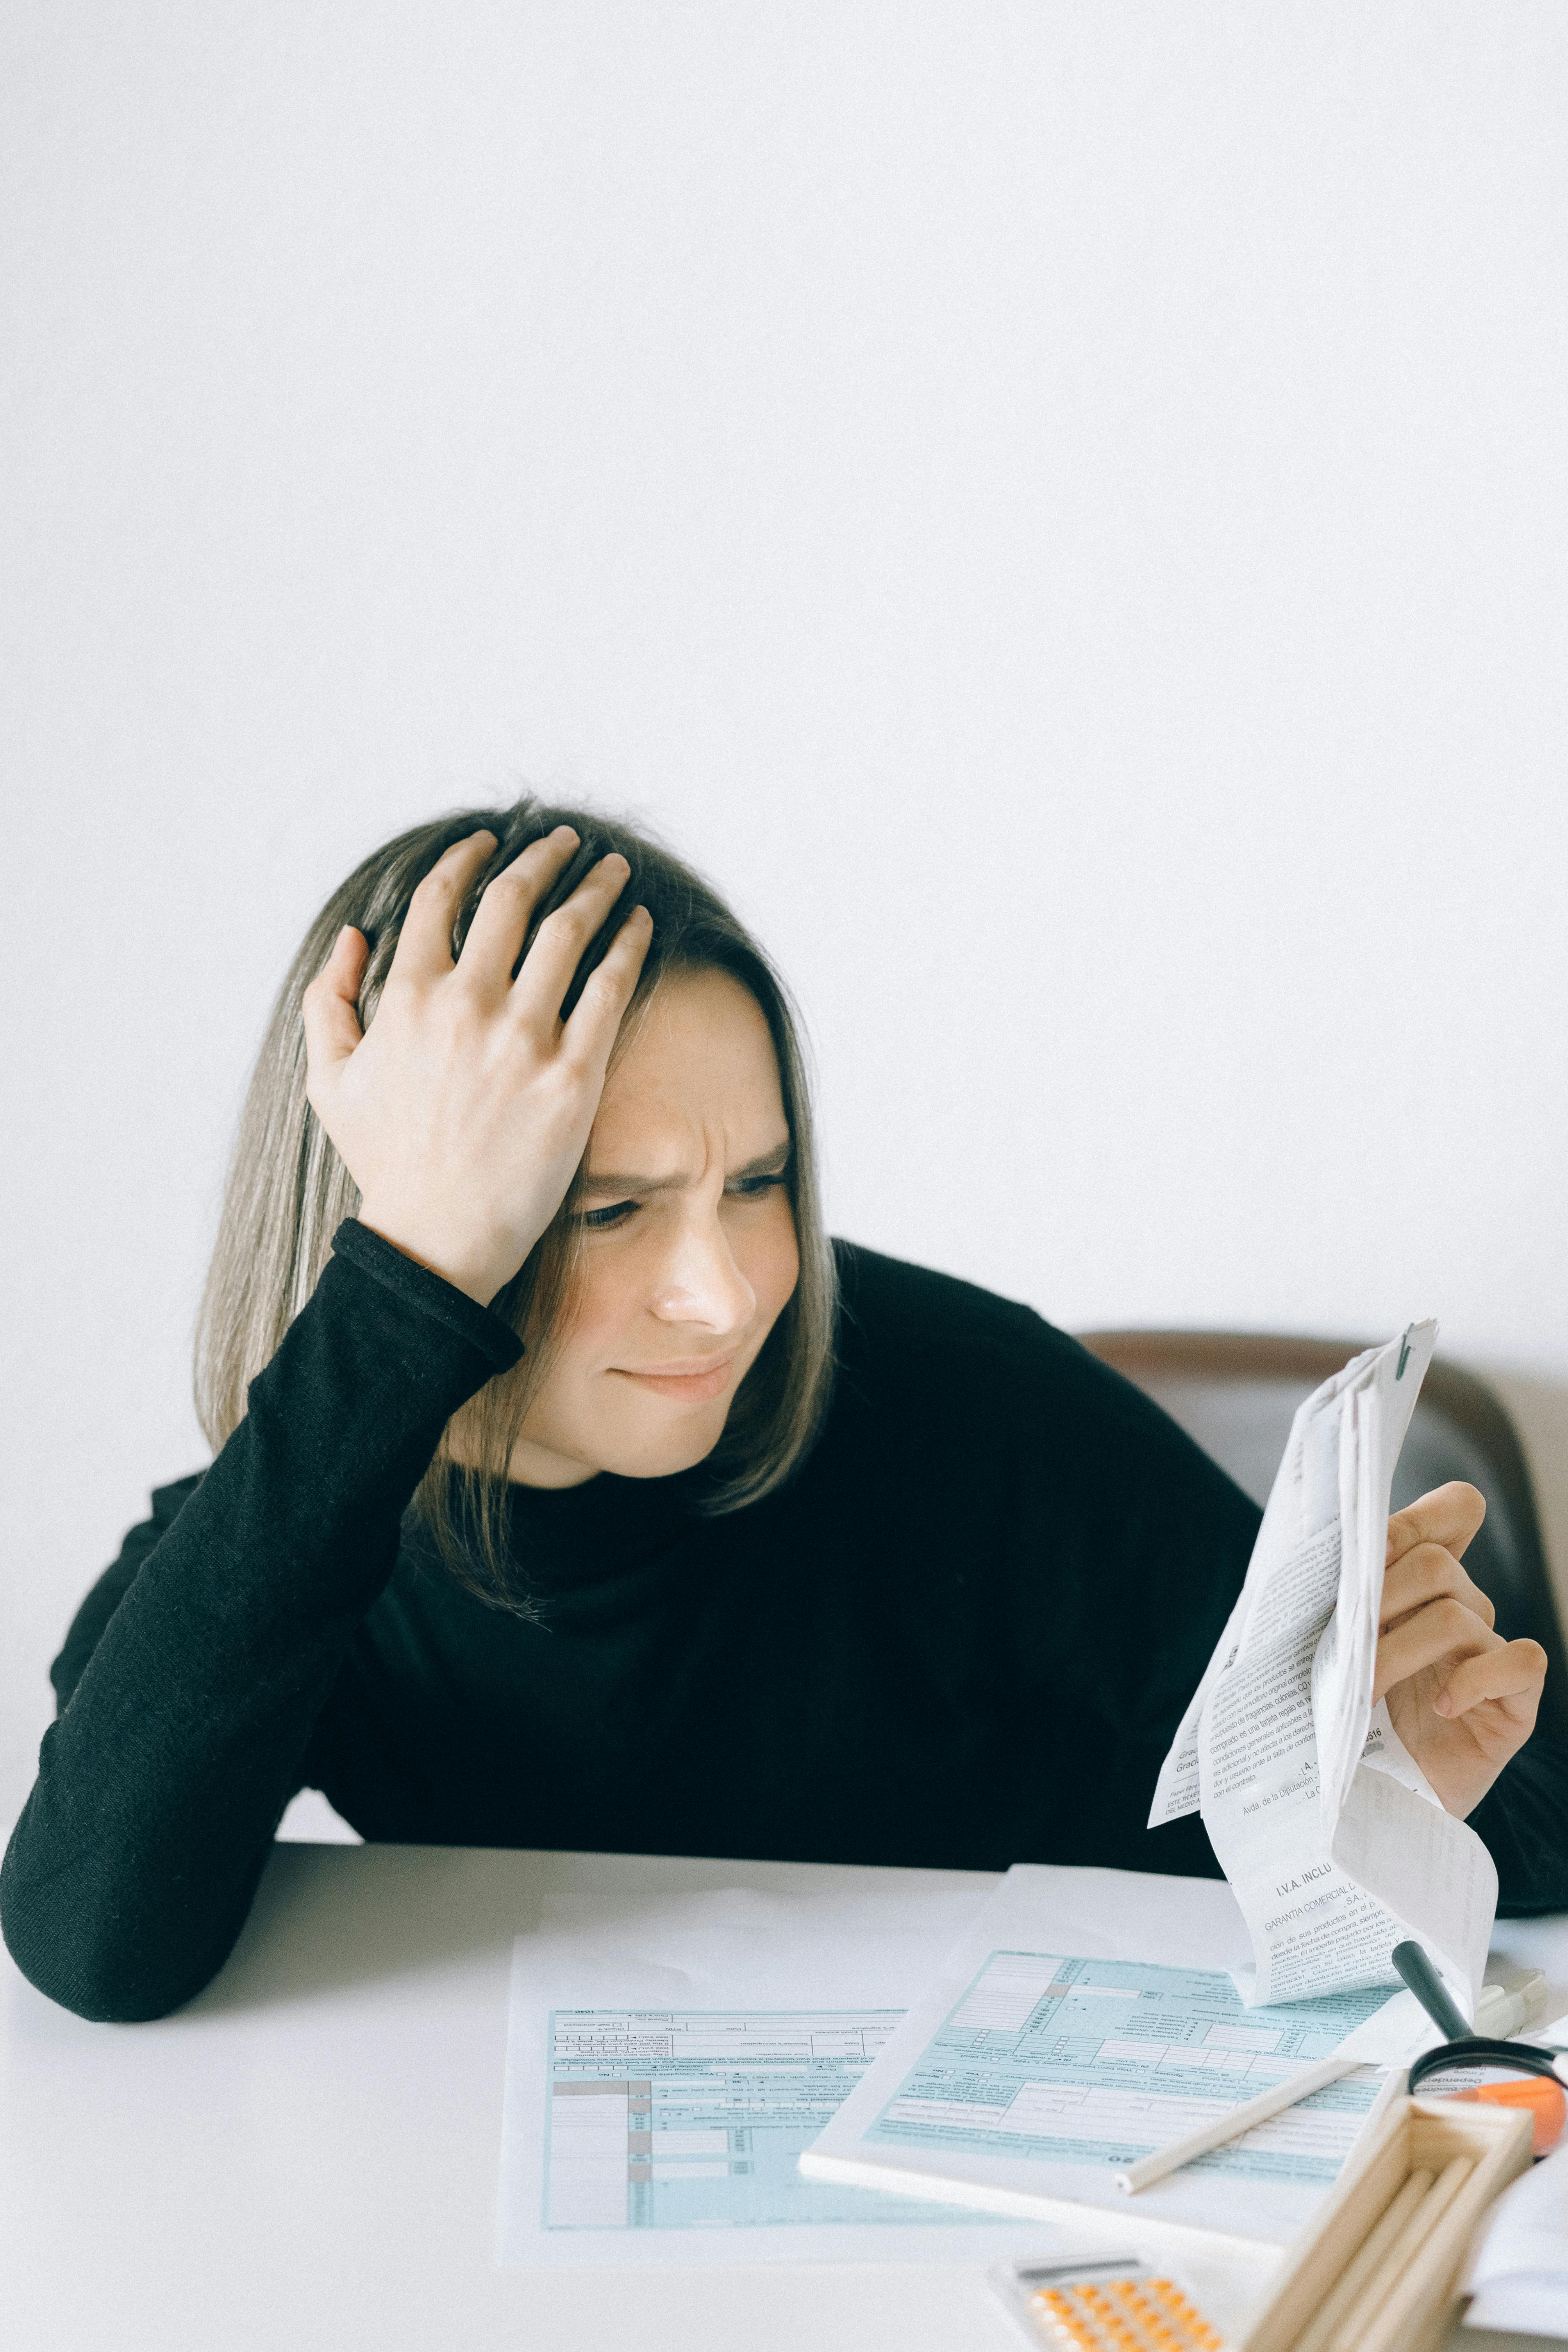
[2, 1839, 1563, 2352]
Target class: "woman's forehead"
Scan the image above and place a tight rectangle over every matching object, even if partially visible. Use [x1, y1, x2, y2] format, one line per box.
[593, 968, 786, 1150]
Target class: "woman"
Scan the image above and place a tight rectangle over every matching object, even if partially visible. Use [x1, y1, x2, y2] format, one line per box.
[4, 802, 1565, 2023]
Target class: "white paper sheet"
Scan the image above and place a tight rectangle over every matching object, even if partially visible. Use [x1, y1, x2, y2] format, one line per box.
[495, 1878, 1091, 2266]
[1462, 2137, 1568, 2336]
[799, 1863, 1409, 2260]
[1148, 1322, 1497, 2015]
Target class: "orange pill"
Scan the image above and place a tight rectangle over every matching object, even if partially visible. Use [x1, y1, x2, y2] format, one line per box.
[1447, 2073, 1566, 2156]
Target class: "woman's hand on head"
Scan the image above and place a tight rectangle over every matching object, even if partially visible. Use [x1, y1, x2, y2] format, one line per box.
[1374, 1481, 1547, 1819]
[302, 827, 653, 1305]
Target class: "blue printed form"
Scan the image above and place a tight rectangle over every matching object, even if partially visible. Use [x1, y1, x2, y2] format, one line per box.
[544, 2007, 1003, 2229]
[864, 1952, 1390, 2185]
[498, 1879, 1079, 2267]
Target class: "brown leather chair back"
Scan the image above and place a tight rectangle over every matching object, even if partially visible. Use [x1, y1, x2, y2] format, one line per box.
[1080, 1330, 1568, 1747]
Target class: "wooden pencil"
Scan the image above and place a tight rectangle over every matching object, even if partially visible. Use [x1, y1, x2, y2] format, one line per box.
[1116, 2056, 1357, 2194]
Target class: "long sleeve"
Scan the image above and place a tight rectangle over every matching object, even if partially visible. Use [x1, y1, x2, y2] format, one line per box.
[0, 1221, 521, 2024]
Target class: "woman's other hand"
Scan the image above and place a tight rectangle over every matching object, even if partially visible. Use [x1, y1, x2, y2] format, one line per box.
[1375, 1482, 1548, 1818]
[302, 827, 653, 1305]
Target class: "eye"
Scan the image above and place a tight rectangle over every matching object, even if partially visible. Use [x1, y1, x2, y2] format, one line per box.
[578, 1172, 788, 1232]
[580, 1200, 638, 1230]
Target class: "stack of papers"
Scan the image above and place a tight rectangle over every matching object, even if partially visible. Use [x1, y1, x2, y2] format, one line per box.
[1148, 1321, 1496, 2016]
[496, 1867, 1087, 2267]
[798, 1863, 1398, 2260]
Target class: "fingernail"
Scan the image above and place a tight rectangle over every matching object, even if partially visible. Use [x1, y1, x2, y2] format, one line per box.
[1435, 1692, 1453, 1716]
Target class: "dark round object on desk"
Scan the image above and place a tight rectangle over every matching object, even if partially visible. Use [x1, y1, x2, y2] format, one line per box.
[1408, 2037, 1568, 2156]
[1407, 2036, 1565, 2092]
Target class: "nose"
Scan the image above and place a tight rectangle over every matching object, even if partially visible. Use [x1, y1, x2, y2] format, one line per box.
[650, 1199, 756, 1336]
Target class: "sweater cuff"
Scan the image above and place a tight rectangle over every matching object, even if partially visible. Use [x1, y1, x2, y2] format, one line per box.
[329, 1219, 526, 1373]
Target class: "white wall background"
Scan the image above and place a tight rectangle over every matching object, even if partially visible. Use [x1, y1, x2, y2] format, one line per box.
[4, 1, 1567, 1829]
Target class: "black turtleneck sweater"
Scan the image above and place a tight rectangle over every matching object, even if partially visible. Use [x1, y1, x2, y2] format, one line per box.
[5, 1220, 1568, 2024]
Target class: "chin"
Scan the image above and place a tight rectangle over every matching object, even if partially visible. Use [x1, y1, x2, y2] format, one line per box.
[605, 1414, 727, 1480]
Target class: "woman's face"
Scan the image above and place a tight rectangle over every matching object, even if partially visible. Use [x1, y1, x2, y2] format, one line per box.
[507, 965, 801, 1487]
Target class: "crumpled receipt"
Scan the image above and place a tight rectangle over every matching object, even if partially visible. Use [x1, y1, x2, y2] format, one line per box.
[1150, 1321, 1496, 2016]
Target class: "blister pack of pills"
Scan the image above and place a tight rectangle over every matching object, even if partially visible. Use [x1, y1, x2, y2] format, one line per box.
[989, 2256, 1225, 2351]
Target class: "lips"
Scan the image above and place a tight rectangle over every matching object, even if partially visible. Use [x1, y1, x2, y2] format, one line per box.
[611, 1353, 739, 1401]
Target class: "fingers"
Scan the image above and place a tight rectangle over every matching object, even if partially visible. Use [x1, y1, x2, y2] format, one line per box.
[383, 829, 637, 1027]
[509, 851, 639, 1027]
[1373, 1595, 1500, 1706]
[1387, 1481, 1486, 1567]
[392, 830, 500, 986]
[458, 825, 580, 995]
[1381, 1540, 1495, 1634]
[1433, 1638, 1547, 1725]
[302, 925, 369, 1089]
[561, 901, 655, 1071]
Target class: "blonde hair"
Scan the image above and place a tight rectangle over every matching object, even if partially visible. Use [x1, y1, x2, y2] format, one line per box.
[194, 797, 838, 1609]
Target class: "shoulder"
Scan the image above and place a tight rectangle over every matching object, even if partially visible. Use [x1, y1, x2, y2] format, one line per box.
[832, 1238, 1155, 1419]
[832, 1236, 1045, 1350]
[148, 1472, 206, 1528]
[825, 1238, 1257, 1502]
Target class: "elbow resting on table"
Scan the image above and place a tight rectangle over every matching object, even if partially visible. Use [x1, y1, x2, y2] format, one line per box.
[0, 1905, 228, 2024]
[0, 1842, 235, 2025]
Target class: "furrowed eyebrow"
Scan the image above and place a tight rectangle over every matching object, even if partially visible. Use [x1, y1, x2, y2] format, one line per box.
[580, 1140, 792, 1198]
